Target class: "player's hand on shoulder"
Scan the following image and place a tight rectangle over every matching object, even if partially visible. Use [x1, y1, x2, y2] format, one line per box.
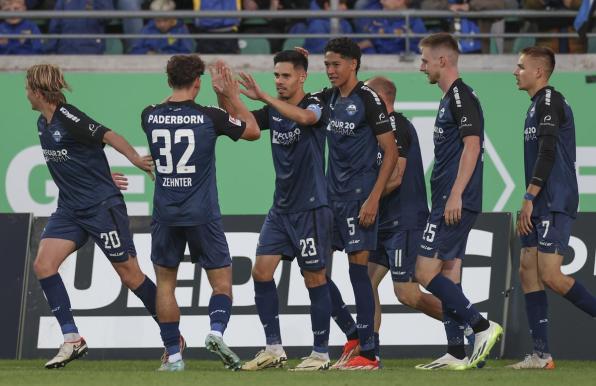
[111, 172, 128, 190]
[294, 47, 309, 58]
[358, 197, 379, 228]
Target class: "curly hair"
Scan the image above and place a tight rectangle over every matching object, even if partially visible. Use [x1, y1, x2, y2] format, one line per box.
[166, 54, 205, 89]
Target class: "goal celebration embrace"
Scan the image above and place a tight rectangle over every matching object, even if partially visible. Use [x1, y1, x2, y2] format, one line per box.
[14, 31, 595, 377]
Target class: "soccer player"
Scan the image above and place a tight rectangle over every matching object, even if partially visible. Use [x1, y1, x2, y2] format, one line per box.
[509, 46, 596, 369]
[363, 76, 443, 363]
[413, 33, 502, 370]
[213, 50, 334, 371]
[25, 64, 158, 369]
[141, 54, 259, 371]
[320, 38, 398, 370]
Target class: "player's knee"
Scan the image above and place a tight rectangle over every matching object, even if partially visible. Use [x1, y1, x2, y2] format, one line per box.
[33, 257, 57, 278]
[395, 286, 418, 307]
[252, 265, 274, 282]
[414, 271, 430, 288]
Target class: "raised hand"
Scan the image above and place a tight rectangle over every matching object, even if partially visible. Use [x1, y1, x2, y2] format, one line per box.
[238, 72, 266, 101]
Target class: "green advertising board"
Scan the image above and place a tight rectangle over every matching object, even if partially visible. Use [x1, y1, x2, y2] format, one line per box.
[1, 71, 594, 216]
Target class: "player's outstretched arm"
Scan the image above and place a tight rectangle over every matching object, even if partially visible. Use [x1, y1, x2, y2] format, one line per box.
[217, 66, 260, 141]
[103, 131, 155, 180]
[360, 131, 398, 227]
[211, 60, 237, 114]
[444, 135, 480, 226]
[238, 72, 320, 126]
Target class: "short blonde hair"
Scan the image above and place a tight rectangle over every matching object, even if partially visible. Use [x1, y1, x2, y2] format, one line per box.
[26, 64, 71, 105]
[150, 0, 176, 11]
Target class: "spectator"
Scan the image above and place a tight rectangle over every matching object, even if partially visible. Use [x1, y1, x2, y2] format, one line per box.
[192, 0, 241, 53]
[0, 0, 43, 54]
[129, 0, 193, 54]
[43, 0, 113, 54]
[421, 0, 511, 53]
[115, 0, 144, 52]
[358, 0, 426, 54]
[524, 0, 586, 53]
[240, 0, 286, 52]
[296, 0, 354, 54]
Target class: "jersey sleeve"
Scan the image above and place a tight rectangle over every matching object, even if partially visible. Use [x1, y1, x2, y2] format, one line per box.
[394, 115, 413, 158]
[140, 105, 155, 133]
[535, 89, 563, 138]
[361, 86, 393, 135]
[305, 93, 325, 124]
[251, 106, 270, 131]
[56, 104, 110, 146]
[450, 86, 483, 138]
[205, 106, 247, 141]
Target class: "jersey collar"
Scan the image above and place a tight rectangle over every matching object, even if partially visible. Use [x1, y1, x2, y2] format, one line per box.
[531, 85, 554, 102]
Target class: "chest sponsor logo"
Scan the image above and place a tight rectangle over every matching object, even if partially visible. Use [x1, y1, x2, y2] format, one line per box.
[327, 120, 356, 136]
[433, 126, 445, 142]
[42, 148, 70, 163]
[272, 128, 301, 146]
[524, 126, 537, 141]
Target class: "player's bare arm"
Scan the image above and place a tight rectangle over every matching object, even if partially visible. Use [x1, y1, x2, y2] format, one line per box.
[382, 157, 406, 197]
[359, 131, 398, 227]
[103, 131, 155, 180]
[217, 65, 260, 141]
[238, 72, 319, 126]
[444, 135, 481, 226]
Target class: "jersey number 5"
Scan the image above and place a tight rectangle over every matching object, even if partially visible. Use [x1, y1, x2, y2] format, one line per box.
[152, 129, 196, 174]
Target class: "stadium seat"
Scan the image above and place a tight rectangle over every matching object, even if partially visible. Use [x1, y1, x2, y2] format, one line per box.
[283, 38, 305, 51]
[105, 38, 124, 55]
[239, 38, 271, 54]
[588, 37, 596, 53]
[512, 37, 536, 54]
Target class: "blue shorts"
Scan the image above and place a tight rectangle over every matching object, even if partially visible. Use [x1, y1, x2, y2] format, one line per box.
[369, 228, 423, 282]
[256, 206, 333, 271]
[331, 200, 378, 254]
[418, 208, 478, 261]
[151, 219, 232, 269]
[520, 212, 574, 254]
[41, 196, 136, 263]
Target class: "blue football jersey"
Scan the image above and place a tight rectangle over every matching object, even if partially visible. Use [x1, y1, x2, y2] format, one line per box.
[320, 81, 393, 201]
[431, 78, 484, 213]
[252, 93, 328, 213]
[37, 103, 120, 211]
[141, 101, 246, 225]
[524, 86, 578, 217]
[378, 112, 429, 231]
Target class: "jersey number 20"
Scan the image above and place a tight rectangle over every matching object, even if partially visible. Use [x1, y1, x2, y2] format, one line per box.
[152, 129, 196, 174]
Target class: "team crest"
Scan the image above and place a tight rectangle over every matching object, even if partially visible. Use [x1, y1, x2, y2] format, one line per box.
[52, 130, 62, 143]
[439, 107, 445, 118]
[346, 104, 357, 116]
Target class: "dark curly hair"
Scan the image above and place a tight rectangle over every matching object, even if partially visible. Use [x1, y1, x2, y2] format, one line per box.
[166, 54, 205, 89]
[324, 37, 361, 73]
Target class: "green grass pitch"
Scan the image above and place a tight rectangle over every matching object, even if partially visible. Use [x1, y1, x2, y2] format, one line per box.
[2, 359, 596, 386]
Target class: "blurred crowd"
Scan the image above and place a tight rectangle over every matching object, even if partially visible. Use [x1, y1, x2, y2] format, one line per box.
[0, 0, 592, 55]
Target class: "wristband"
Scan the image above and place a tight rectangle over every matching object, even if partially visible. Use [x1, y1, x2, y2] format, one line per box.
[523, 192, 535, 201]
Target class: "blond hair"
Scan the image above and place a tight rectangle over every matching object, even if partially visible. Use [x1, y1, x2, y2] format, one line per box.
[26, 64, 71, 105]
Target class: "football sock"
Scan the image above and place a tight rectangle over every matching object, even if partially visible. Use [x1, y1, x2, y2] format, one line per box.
[132, 275, 158, 323]
[208, 294, 232, 334]
[426, 274, 488, 333]
[348, 263, 375, 352]
[525, 290, 550, 357]
[254, 280, 282, 345]
[327, 276, 358, 340]
[39, 273, 78, 337]
[307, 283, 331, 353]
[564, 280, 596, 317]
[374, 332, 380, 359]
[444, 283, 466, 360]
[159, 321, 181, 360]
